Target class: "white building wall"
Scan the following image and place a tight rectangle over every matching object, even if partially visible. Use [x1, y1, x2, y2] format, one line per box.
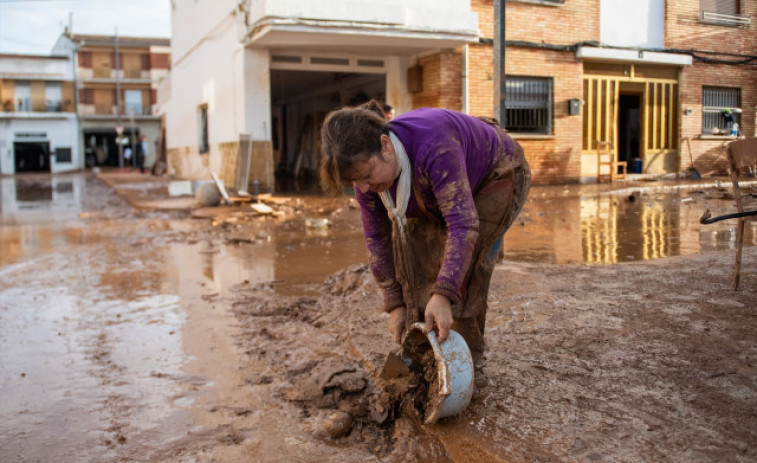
[245, 0, 479, 36]
[600, 0, 665, 48]
[242, 47, 271, 140]
[167, 9, 240, 177]
[0, 116, 79, 174]
[0, 56, 72, 80]
[167, 0, 478, 180]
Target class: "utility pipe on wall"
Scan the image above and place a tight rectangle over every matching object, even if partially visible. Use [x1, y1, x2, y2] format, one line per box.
[493, 0, 506, 126]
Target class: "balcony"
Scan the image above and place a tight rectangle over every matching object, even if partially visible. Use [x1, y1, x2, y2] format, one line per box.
[80, 104, 155, 118]
[242, 0, 479, 55]
[81, 68, 150, 82]
[45, 101, 63, 112]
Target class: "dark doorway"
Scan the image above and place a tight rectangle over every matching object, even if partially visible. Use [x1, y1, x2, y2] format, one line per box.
[83, 131, 116, 167]
[14, 142, 50, 172]
[83, 130, 125, 167]
[618, 94, 641, 165]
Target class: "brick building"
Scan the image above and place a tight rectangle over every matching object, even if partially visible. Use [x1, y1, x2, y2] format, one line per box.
[165, 0, 756, 187]
[53, 32, 170, 169]
[421, 0, 756, 183]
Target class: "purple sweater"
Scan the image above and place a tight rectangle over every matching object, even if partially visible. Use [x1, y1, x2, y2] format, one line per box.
[355, 108, 524, 311]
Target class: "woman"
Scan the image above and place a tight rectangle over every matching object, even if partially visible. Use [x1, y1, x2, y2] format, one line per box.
[320, 101, 530, 368]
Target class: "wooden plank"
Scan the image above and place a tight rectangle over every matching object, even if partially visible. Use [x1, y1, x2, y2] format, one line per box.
[651, 83, 658, 150]
[660, 84, 667, 150]
[643, 82, 650, 153]
[602, 79, 610, 141]
[668, 84, 676, 150]
[587, 79, 594, 151]
[613, 80, 619, 159]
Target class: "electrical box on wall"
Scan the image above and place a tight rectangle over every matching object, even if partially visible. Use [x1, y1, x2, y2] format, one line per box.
[568, 98, 581, 115]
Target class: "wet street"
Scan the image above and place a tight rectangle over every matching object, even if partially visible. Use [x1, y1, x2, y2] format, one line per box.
[1, 171, 755, 462]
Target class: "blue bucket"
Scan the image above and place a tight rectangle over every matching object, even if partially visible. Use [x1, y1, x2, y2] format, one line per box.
[401, 322, 474, 424]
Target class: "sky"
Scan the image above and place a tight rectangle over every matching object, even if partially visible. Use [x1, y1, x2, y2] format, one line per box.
[0, 0, 171, 55]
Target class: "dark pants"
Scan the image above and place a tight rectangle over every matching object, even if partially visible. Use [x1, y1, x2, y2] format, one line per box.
[397, 148, 531, 365]
[136, 153, 145, 173]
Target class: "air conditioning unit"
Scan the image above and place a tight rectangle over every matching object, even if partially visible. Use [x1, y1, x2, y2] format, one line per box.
[700, 11, 751, 26]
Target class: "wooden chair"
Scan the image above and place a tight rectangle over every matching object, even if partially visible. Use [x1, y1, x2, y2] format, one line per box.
[596, 141, 627, 182]
[726, 137, 757, 289]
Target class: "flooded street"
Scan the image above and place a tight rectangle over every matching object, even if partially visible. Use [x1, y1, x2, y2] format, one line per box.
[1, 172, 755, 462]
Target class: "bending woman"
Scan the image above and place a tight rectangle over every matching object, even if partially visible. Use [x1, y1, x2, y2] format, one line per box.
[319, 101, 530, 367]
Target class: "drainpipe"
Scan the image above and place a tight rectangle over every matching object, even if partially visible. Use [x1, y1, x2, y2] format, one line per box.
[493, 0, 506, 126]
[462, 44, 469, 114]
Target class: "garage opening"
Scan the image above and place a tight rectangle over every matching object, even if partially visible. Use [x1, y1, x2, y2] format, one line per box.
[270, 69, 386, 191]
[83, 128, 140, 168]
[14, 142, 50, 172]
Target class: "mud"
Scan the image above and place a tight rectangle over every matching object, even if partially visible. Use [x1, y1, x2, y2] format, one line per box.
[1, 172, 756, 462]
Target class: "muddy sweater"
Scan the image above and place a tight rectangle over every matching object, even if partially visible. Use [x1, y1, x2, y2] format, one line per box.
[355, 108, 526, 311]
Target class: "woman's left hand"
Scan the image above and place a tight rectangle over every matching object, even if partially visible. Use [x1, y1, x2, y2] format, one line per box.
[424, 294, 453, 343]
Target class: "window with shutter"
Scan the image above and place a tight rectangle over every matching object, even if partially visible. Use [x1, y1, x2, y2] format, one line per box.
[700, 0, 738, 15]
[699, 0, 749, 25]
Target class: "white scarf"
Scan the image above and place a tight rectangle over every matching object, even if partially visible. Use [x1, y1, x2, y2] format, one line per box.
[379, 131, 411, 233]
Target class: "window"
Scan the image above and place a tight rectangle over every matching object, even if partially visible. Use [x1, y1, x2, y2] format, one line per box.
[199, 104, 209, 154]
[45, 82, 62, 112]
[700, 0, 738, 16]
[55, 147, 72, 163]
[702, 86, 741, 135]
[15, 81, 31, 112]
[505, 76, 552, 134]
[124, 90, 143, 116]
[79, 88, 94, 104]
[699, 0, 749, 26]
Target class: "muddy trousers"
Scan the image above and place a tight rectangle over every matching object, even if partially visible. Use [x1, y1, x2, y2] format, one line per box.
[398, 159, 531, 365]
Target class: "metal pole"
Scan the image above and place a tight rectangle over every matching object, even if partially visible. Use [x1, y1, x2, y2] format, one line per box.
[115, 28, 123, 168]
[493, 0, 506, 128]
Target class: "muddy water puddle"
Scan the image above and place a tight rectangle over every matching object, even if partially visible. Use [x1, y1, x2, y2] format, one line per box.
[503, 187, 755, 265]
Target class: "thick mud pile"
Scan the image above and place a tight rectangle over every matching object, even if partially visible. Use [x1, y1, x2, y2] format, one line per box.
[229, 264, 453, 460]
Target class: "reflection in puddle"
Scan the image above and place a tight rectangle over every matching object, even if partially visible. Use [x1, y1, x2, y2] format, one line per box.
[1, 176, 754, 272]
[503, 191, 756, 265]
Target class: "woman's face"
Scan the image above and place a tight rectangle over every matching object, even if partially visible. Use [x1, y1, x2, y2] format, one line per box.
[348, 134, 397, 194]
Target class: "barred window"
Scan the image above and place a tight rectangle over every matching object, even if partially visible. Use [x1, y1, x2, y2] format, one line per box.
[505, 76, 552, 134]
[702, 86, 741, 135]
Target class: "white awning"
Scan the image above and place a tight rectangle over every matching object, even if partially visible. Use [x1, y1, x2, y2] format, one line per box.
[577, 46, 693, 66]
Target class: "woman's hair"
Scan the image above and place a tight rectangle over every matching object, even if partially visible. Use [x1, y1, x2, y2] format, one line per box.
[319, 99, 387, 195]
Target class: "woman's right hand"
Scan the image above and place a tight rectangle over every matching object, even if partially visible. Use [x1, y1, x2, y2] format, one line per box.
[389, 306, 407, 344]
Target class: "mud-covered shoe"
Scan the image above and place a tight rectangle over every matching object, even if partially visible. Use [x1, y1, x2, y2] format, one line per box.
[471, 369, 491, 401]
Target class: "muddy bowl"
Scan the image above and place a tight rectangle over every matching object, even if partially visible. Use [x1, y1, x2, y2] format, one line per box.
[401, 322, 474, 424]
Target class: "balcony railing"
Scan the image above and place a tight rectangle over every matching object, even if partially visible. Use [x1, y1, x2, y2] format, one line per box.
[85, 104, 153, 116]
[93, 68, 111, 78]
[45, 101, 62, 112]
[1, 99, 71, 114]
